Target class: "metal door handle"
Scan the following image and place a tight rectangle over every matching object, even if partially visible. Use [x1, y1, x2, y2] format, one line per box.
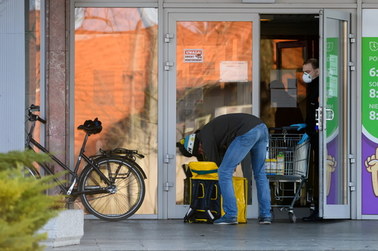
[316, 107, 323, 131]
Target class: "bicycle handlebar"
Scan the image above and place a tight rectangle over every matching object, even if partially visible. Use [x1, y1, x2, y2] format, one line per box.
[29, 104, 40, 112]
[28, 104, 46, 124]
[37, 116, 46, 124]
[28, 105, 103, 134]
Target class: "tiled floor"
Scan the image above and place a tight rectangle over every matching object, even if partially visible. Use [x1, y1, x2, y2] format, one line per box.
[46, 218, 378, 251]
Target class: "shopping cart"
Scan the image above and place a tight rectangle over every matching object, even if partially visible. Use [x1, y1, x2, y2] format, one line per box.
[265, 127, 311, 223]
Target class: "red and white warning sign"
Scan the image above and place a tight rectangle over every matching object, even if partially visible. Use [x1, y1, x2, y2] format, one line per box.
[184, 49, 203, 63]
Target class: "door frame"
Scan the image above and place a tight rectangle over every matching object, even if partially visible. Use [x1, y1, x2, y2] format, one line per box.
[319, 9, 351, 219]
[164, 10, 261, 219]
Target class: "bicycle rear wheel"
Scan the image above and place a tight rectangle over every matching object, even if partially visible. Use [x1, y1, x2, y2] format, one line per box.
[78, 157, 146, 221]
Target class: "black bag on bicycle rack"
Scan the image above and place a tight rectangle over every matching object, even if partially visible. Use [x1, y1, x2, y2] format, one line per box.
[184, 178, 221, 223]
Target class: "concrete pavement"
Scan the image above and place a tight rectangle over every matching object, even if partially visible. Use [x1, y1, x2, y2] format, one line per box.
[45, 218, 378, 251]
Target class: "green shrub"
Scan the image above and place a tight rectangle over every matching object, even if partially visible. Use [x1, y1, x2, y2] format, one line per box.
[0, 150, 63, 251]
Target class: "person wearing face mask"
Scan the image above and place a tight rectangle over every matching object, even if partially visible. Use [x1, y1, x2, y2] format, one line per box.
[292, 58, 321, 221]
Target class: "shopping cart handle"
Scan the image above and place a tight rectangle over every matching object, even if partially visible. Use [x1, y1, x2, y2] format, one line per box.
[269, 126, 302, 132]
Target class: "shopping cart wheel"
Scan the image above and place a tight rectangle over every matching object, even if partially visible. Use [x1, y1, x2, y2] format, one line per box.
[289, 211, 296, 223]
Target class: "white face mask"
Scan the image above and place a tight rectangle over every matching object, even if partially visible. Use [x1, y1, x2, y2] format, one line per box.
[302, 72, 312, 83]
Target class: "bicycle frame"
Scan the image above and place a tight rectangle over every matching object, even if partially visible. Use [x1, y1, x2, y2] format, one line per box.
[26, 112, 114, 196]
[25, 105, 148, 221]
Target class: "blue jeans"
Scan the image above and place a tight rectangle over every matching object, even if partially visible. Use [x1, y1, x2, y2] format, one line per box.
[218, 123, 271, 218]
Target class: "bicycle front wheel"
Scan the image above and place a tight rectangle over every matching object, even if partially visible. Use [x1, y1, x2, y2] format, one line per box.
[78, 157, 146, 221]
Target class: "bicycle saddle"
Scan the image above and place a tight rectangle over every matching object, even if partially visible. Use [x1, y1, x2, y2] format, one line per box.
[78, 118, 102, 135]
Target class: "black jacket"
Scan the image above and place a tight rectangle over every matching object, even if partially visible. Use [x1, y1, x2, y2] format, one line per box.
[197, 113, 263, 166]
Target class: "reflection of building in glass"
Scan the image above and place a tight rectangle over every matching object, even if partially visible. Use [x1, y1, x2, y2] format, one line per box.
[74, 8, 159, 214]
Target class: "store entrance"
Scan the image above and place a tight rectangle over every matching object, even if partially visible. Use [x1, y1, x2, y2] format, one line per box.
[259, 14, 319, 129]
[168, 11, 350, 220]
[259, 12, 352, 220]
[259, 14, 320, 219]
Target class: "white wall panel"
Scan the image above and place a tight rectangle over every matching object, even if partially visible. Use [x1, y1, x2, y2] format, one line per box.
[0, 0, 25, 152]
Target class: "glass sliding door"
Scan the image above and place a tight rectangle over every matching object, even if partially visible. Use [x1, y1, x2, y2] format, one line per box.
[74, 7, 158, 216]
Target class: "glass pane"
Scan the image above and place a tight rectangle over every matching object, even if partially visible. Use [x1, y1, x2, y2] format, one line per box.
[26, 0, 41, 107]
[74, 8, 158, 215]
[175, 21, 253, 205]
[26, 0, 42, 147]
[325, 19, 347, 205]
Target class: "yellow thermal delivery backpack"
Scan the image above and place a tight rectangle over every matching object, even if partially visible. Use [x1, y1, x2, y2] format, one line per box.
[184, 162, 221, 223]
[183, 161, 248, 223]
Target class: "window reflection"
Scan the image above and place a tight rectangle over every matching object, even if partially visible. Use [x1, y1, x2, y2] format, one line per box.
[26, 0, 41, 108]
[26, 0, 42, 148]
[175, 21, 253, 205]
[74, 8, 158, 214]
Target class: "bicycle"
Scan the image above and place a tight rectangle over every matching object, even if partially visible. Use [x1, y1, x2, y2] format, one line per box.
[25, 104, 147, 221]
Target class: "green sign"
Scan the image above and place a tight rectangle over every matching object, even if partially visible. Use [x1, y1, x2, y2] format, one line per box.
[362, 37, 378, 139]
